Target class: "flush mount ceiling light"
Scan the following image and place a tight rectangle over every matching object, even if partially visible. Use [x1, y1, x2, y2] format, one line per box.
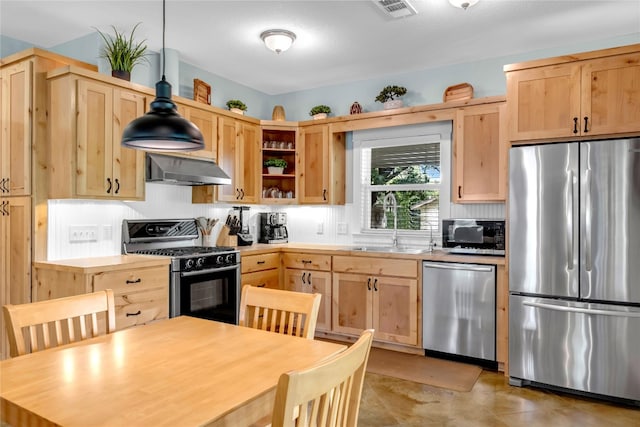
[121, 0, 204, 152]
[260, 29, 296, 54]
[449, 0, 479, 10]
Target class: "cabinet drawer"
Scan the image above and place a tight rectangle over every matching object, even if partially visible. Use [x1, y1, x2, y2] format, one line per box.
[92, 266, 169, 293]
[242, 269, 280, 290]
[282, 253, 331, 271]
[113, 287, 168, 329]
[241, 253, 280, 273]
[333, 256, 417, 278]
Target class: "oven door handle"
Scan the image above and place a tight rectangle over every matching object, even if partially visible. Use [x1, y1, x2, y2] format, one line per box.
[180, 265, 239, 277]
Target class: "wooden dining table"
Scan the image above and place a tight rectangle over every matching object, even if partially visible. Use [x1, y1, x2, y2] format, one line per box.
[0, 316, 346, 426]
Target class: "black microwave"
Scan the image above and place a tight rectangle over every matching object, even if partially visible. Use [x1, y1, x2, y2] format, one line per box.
[442, 219, 505, 256]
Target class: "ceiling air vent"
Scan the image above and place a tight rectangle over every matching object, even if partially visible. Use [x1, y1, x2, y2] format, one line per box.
[373, 0, 418, 19]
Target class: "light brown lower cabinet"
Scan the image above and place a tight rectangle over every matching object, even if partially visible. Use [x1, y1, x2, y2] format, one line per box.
[33, 262, 169, 331]
[282, 253, 332, 332]
[332, 272, 418, 346]
[241, 252, 281, 289]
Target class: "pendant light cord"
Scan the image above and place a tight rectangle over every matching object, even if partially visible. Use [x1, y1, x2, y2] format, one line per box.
[161, 0, 166, 80]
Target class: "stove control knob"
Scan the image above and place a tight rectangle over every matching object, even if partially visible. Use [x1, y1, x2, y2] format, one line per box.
[185, 259, 195, 270]
[225, 254, 235, 264]
[216, 255, 225, 265]
[196, 257, 205, 268]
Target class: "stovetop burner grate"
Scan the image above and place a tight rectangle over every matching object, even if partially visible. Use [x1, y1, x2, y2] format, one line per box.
[132, 246, 236, 257]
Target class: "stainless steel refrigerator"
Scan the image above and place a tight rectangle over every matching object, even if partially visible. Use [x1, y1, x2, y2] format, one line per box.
[508, 138, 640, 403]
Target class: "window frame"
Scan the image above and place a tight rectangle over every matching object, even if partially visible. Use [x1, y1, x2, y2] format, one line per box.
[352, 122, 452, 240]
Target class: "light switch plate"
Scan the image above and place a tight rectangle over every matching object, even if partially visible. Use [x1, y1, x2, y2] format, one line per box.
[69, 225, 98, 242]
[316, 222, 324, 234]
[337, 222, 348, 234]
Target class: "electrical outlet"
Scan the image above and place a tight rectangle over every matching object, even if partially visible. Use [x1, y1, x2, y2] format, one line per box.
[337, 222, 348, 235]
[316, 222, 324, 234]
[69, 225, 99, 242]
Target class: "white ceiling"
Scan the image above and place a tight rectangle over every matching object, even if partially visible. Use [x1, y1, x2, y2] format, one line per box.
[1, 1, 639, 95]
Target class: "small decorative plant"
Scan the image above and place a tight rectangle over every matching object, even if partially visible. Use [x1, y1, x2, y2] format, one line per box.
[94, 23, 148, 77]
[226, 99, 247, 111]
[264, 158, 288, 168]
[375, 85, 407, 103]
[309, 105, 332, 116]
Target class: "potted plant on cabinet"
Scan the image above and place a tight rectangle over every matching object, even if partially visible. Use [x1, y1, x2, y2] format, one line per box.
[264, 158, 287, 174]
[226, 99, 248, 115]
[375, 85, 407, 110]
[95, 23, 148, 81]
[309, 105, 331, 120]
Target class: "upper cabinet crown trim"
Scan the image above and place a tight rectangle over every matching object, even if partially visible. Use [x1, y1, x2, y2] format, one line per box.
[503, 43, 640, 72]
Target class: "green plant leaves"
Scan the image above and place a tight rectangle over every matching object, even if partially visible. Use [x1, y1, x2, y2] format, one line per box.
[95, 22, 148, 73]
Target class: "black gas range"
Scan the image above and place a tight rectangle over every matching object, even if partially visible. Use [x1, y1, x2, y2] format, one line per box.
[122, 219, 241, 324]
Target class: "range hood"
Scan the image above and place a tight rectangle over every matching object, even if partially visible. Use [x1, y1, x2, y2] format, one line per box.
[146, 153, 231, 186]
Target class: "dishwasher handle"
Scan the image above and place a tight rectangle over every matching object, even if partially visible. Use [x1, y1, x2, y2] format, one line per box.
[423, 262, 494, 273]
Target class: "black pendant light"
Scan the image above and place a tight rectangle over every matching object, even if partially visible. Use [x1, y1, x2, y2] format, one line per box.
[121, 0, 204, 151]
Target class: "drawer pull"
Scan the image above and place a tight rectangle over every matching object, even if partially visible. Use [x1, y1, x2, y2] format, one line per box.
[302, 260, 312, 264]
[126, 278, 142, 284]
[257, 260, 266, 265]
[257, 283, 266, 288]
[126, 310, 141, 317]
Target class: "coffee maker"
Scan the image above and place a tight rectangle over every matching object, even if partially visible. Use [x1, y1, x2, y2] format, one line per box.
[259, 212, 288, 244]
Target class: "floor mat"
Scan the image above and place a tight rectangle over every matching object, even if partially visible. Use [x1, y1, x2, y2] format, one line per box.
[365, 347, 482, 392]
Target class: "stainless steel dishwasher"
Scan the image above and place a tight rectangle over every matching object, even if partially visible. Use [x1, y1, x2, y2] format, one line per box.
[422, 261, 496, 361]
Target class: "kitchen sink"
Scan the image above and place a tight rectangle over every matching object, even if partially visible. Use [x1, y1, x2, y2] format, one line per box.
[350, 246, 429, 254]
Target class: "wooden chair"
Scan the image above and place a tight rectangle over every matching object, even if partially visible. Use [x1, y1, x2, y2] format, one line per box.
[270, 329, 374, 427]
[239, 286, 321, 340]
[2, 289, 116, 357]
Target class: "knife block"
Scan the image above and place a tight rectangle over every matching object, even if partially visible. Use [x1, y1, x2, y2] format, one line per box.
[216, 225, 237, 247]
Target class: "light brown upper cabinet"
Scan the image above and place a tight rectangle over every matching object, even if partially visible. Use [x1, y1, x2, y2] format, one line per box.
[47, 68, 145, 200]
[506, 46, 640, 142]
[216, 116, 260, 203]
[173, 101, 217, 160]
[298, 124, 346, 205]
[453, 102, 507, 203]
[1, 62, 32, 197]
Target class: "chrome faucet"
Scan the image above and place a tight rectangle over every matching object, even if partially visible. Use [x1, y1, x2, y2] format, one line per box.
[382, 192, 398, 247]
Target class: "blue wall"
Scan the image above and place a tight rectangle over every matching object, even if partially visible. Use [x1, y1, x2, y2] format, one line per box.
[2, 32, 638, 121]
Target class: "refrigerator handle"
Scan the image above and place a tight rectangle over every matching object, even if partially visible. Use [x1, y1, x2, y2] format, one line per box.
[566, 170, 574, 270]
[585, 168, 593, 272]
[523, 301, 640, 318]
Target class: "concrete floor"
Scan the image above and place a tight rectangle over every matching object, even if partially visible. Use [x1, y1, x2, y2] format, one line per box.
[358, 370, 639, 426]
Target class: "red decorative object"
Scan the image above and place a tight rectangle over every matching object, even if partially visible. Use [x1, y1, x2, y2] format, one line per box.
[350, 101, 363, 115]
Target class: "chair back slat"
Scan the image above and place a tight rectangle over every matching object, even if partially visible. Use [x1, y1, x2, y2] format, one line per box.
[3, 289, 117, 357]
[239, 287, 321, 340]
[271, 329, 374, 427]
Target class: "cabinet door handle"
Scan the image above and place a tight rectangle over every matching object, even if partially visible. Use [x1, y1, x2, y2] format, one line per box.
[257, 283, 266, 288]
[308, 272, 312, 285]
[3, 178, 9, 193]
[115, 178, 120, 194]
[583, 116, 589, 133]
[458, 185, 462, 199]
[0, 178, 6, 193]
[126, 310, 142, 317]
[322, 189, 327, 201]
[367, 277, 371, 291]
[1, 200, 8, 215]
[302, 272, 307, 284]
[373, 278, 378, 292]
[125, 278, 141, 284]
[106, 178, 112, 194]
[235, 188, 241, 199]
[240, 189, 245, 199]
[573, 117, 579, 134]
